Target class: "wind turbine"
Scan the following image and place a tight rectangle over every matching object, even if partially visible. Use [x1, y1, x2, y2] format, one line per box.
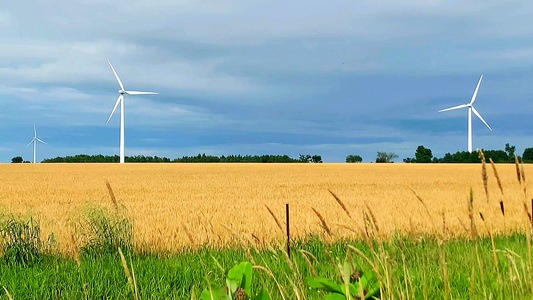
[106, 59, 158, 163]
[438, 74, 492, 153]
[26, 125, 47, 163]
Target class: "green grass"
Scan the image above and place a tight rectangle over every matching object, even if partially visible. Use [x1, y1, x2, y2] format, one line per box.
[1, 234, 532, 299]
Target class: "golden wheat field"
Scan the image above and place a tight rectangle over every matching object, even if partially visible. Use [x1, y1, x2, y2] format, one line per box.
[0, 163, 531, 254]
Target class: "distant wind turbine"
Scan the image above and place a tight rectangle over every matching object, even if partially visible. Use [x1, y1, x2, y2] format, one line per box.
[26, 125, 47, 163]
[438, 74, 492, 153]
[106, 59, 158, 163]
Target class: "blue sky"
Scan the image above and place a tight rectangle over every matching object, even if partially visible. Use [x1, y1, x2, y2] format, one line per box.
[1, 1, 532, 162]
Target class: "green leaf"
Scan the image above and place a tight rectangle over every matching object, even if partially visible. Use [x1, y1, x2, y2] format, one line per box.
[227, 262, 253, 295]
[341, 260, 352, 282]
[365, 279, 381, 299]
[325, 293, 347, 300]
[306, 277, 344, 294]
[359, 273, 368, 288]
[348, 283, 358, 297]
[200, 287, 231, 300]
[242, 262, 253, 296]
[253, 289, 271, 300]
[226, 278, 238, 295]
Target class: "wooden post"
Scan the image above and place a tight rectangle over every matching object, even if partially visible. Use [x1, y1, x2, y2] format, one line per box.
[286, 203, 290, 259]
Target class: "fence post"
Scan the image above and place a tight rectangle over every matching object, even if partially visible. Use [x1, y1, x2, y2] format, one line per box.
[286, 203, 290, 259]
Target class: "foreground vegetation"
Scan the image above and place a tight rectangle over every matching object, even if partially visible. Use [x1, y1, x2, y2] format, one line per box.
[1, 224, 533, 299]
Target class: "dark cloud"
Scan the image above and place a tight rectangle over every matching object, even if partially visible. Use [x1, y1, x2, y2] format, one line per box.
[0, 1, 532, 162]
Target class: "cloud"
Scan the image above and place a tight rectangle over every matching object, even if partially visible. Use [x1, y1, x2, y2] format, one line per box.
[0, 1, 532, 163]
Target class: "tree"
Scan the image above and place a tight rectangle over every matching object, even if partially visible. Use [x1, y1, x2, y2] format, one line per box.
[11, 156, 23, 163]
[346, 155, 363, 163]
[403, 157, 414, 163]
[311, 155, 323, 163]
[505, 143, 516, 161]
[414, 145, 433, 163]
[299, 154, 312, 163]
[523, 148, 533, 163]
[376, 152, 398, 163]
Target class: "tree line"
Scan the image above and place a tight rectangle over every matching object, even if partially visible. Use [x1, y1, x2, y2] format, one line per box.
[30, 153, 323, 163]
[403, 143, 533, 163]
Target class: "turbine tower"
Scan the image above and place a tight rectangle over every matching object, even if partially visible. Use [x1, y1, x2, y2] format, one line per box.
[106, 59, 158, 163]
[438, 74, 492, 153]
[26, 125, 47, 163]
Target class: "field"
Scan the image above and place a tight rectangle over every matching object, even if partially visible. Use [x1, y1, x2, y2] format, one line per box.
[0, 163, 531, 254]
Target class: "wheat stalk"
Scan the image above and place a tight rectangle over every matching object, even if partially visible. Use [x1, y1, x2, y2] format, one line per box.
[521, 160, 528, 200]
[333, 222, 364, 236]
[441, 210, 448, 238]
[105, 179, 119, 211]
[526, 228, 533, 297]
[181, 222, 196, 245]
[457, 217, 470, 237]
[409, 186, 431, 217]
[478, 149, 490, 203]
[253, 265, 287, 300]
[264, 204, 284, 233]
[327, 189, 351, 218]
[469, 266, 475, 297]
[515, 155, 522, 184]
[364, 202, 380, 233]
[299, 250, 317, 276]
[475, 244, 488, 298]
[2, 286, 13, 300]
[118, 247, 139, 300]
[311, 207, 332, 236]
[489, 158, 504, 195]
[468, 188, 477, 240]
[440, 246, 450, 300]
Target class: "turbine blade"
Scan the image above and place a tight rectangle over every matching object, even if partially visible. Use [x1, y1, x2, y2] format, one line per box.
[34, 124, 36, 138]
[472, 106, 492, 131]
[125, 91, 158, 95]
[26, 139, 35, 147]
[107, 59, 125, 90]
[469, 74, 483, 105]
[106, 95, 122, 124]
[438, 104, 469, 112]
[36, 138, 47, 144]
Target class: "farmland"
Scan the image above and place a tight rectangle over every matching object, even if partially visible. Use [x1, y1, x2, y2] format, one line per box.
[0, 163, 531, 254]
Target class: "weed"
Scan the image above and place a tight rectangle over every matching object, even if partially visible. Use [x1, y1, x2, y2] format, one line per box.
[0, 216, 54, 266]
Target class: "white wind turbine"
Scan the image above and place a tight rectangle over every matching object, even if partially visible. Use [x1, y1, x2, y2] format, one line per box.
[106, 59, 158, 163]
[26, 125, 47, 163]
[438, 74, 492, 153]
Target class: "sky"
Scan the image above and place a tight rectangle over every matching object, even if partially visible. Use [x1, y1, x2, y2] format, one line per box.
[0, 1, 532, 163]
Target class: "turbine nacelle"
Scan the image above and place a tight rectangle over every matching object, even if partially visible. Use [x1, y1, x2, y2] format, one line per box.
[119, 90, 126, 94]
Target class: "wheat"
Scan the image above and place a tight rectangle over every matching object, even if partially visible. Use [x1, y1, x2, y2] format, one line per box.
[118, 247, 139, 300]
[327, 189, 351, 218]
[311, 208, 332, 236]
[181, 222, 196, 246]
[2, 286, 13, 300]
[489, 158, 504, 195]
[1, 163, 531, 254]
[299, 250, 317, 276]
[264, 205, 284, 233]
[516, 156, 522, 184]
[409, 186, 432, 218]
[478, 150, 490, 203]
[468, 189, 477, 240]
[105, 179, 119, 211]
